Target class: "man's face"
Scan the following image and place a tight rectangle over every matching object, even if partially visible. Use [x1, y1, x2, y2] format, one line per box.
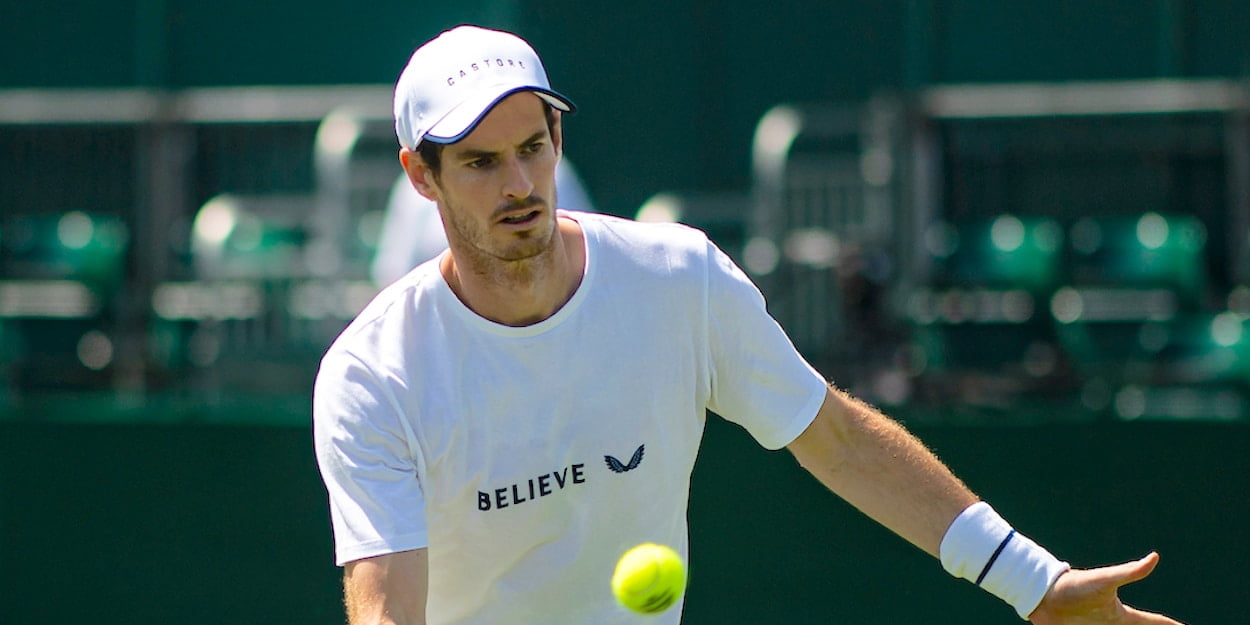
[421, 92, 561, 263]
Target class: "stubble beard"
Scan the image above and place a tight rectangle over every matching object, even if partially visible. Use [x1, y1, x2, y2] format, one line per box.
[443, 194, 560, 282]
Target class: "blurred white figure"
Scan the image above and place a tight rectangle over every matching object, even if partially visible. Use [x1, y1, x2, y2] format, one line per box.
[370, 158, 596, 286]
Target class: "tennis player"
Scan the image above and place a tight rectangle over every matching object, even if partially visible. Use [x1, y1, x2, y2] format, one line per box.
[313, 25, 1186, 625]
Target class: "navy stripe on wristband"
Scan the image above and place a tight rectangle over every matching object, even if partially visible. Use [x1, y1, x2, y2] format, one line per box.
[975, 530, 1017, 586]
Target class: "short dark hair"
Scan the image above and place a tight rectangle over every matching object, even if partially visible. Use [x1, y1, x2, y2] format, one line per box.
[416, 103, 558, 180]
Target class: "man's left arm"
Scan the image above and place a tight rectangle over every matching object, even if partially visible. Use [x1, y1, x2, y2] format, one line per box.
[787, 385, 1186, 624]
[786, 384, 975, 556]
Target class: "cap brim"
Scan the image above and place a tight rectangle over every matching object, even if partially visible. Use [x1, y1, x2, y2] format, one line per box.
[423, 86, 576, 145]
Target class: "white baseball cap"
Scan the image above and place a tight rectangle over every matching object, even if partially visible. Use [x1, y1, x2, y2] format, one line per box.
[393, 25, 576, 149]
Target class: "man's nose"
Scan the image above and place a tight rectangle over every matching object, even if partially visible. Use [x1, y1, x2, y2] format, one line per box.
[501, 157, 534, 200]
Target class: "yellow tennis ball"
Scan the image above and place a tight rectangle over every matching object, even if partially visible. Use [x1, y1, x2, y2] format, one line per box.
[611, 542, 687, 614]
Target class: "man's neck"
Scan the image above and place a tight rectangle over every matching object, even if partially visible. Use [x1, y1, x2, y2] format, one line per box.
[441, 217, 585, 327]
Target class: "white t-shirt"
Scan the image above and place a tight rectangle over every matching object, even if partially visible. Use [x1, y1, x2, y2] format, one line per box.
[314, 212, 828, 625]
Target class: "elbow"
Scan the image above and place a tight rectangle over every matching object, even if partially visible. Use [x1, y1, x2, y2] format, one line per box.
[787, 387, 865, 484]
[788, 417, 850, 483]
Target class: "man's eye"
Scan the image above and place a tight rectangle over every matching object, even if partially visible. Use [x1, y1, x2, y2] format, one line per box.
[521, 143, 543, 155]
[467, 157, 493, 169]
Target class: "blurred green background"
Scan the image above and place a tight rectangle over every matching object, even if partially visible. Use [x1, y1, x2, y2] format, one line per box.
[2, 1, 1248, 623]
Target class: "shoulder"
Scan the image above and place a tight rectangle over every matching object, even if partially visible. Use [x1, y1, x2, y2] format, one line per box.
[575, 211, 708, 244]
[575, 214, 766, 313]
[572, 212, 713, 272]
[322, 259, 443, 366]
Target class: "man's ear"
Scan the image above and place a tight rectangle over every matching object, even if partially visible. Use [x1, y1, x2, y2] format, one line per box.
[550, 110, 564, 159]
[399, 148, 441, 202]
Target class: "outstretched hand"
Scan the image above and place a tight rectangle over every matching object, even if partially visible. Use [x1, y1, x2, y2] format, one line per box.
[1029, 553, 1185, 625]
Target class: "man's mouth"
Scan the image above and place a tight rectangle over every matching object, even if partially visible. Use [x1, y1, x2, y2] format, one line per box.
[500, 210, 541, 225]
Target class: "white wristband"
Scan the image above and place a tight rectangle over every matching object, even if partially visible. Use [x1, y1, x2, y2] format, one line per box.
[939, 502, 1071, 619]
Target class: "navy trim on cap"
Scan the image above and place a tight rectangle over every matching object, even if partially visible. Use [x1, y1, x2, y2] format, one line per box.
[422, 87, 576, 146]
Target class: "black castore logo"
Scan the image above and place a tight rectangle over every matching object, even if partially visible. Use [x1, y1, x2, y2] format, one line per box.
[604, 444, 645, 473]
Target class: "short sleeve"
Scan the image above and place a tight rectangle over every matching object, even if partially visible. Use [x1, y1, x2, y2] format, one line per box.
[313, 349, 429, 566]
[705, 243, 828, 450]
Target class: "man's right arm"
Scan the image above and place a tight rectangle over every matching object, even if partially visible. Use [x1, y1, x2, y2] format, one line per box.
[344, 549, 429, 625]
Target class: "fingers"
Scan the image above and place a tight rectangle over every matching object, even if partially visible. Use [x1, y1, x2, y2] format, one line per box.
[1086, 551, 1160, 588]
[1120, 551, 1161, 585]
[1120, 555, 1185, 622]
[1118, 555, 1186, 625]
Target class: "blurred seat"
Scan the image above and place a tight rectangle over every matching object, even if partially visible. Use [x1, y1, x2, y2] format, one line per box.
[148, 193, 376, 395]
[1050, 212, 1208, 372]
[0, 211, 129, 391]
[1075, 311, 1250, 421]
[906, 214, 1070, 406]
[188, 193, 314, 280]
[1060, 211, 1209, 309]
[1048, 212, 1247, 417]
